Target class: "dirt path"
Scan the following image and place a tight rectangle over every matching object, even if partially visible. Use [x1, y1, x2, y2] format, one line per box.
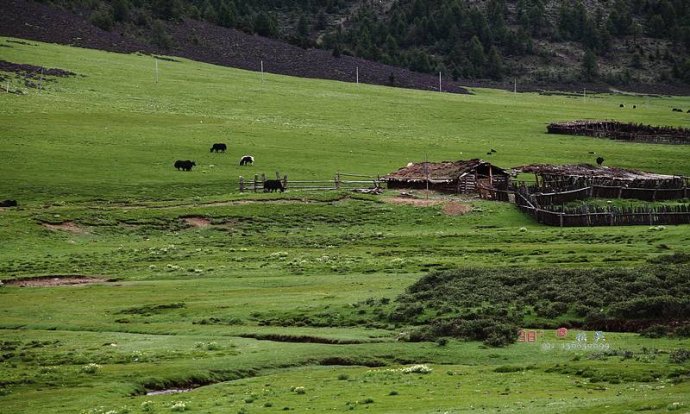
[4, 275, 108, 287]
[41, 221, 88, 234]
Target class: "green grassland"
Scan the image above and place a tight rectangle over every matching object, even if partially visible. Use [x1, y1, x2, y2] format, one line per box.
[1, 37, 690, 413]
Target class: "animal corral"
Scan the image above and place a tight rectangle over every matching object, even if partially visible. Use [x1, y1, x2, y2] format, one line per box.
[515, 191, 690, 227]
[517, 164, 689, 201]
[514, 164, 690, 226]
[546, 120, 690, 145]
[384, 159, 510, 201]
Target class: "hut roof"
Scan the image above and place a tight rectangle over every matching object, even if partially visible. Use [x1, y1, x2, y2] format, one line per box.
[515, 164, 679, 181]
[385, 159, 507, 183]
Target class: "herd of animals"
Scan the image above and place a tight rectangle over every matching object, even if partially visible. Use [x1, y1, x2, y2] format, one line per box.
[172, 144, 284, 192]
[619, 104, 688, 113]
[173, 143, 254, 171]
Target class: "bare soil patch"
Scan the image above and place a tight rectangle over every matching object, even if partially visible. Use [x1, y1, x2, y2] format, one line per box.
[41, 221, 88, 234]
[4, 275, 108, 287]
[386, 197, 445, 207]
[442, 202, 473, 216]
[182, 216, 211, 228]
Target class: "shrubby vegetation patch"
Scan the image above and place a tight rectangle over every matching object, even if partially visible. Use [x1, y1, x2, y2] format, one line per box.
[392, 265, 690, 345]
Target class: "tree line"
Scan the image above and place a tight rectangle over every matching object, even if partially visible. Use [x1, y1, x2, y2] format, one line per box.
[42, 0, 690, 84]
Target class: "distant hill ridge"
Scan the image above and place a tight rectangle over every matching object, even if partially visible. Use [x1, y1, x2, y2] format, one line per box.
[1, 0, 689, 95]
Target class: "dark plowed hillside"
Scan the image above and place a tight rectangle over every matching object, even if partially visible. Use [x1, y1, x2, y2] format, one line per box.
[0, 0, 469, 94]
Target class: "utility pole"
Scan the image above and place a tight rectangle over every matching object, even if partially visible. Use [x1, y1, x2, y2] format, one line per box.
[155, 58, 159, 83]
[438, 72, 442, 92]
[356, 66, 359, 85]
[425, 153, 430, 200]
[261, 60, 264, 82]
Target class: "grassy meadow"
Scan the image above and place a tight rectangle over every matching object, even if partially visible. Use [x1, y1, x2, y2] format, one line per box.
[1, 37, 690, 413]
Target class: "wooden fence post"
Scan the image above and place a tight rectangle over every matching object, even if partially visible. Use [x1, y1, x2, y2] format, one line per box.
[559, 213, 564, 227]
[239, 176, 244, 192]
[253, 174, 258, 193]
[283, 175, 288, 190]
[275, 171, 281, 180]
[261, 173, 266, 192]
[335, 172, 340, 190]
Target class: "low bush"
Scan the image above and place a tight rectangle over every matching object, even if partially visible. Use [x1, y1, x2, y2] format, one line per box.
[391, 265, 690, 343]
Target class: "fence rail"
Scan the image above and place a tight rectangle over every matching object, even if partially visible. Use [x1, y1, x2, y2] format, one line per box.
[515, 189, 690, 227]
[239, 172, 383, 192]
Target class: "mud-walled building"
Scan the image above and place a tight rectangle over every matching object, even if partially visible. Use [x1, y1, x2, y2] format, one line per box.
[385, 159, 510, 200]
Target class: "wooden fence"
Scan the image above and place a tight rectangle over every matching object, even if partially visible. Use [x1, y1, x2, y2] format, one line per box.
[520, 183, 690, 205]
[239, 172, 383, 192]
[515, 189, 690, 227]
[547, 121, 690, 145]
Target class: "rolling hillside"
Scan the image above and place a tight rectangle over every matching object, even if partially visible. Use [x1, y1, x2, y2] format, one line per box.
[0, 37, 689, 414]
[1, 0, 690, 94]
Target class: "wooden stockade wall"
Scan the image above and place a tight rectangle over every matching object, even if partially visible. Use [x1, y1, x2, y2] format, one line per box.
[523, 184, 690, 205]
[546, 121, 690, 145]
[239, 172, 382, 192]
[515, 187, 690, 227]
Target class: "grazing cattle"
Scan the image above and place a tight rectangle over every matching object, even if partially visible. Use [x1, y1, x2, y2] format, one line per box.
[619, 104, 624, 108]
[239, 155, 254, 166]
[0, 199, 17, 207]
[596, 156, 605, 166]
[490, 148, 497, 153]
[263, 179, 284, 192]
[174, 160, 196, 171]
[672, 108, 683, 112]
[210, 143, 227, 153]
[633, 105, 637, 109]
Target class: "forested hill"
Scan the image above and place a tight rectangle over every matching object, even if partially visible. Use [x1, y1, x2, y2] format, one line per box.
[3, 0, 690, 93]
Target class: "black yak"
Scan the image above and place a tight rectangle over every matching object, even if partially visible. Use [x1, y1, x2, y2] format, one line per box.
[596, 156, 605, 166]
[263, 179, 284, 192]
[239, 155, 254, 166]
[174, 160, 196, 171]
[0, 199, 17, 207]
[210, 143, 227, 153]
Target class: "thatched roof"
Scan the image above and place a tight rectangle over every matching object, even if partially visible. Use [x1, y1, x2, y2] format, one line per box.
[385, 159, 508, 183]
[515, 164, 680, 181]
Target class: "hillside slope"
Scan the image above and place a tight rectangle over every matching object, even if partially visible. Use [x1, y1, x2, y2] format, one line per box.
[2, 0, 690, 94]
[0, 0, 469, 94]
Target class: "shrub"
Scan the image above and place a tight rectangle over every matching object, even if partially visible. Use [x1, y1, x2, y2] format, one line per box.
[170, 401, 189, 412]
[81, 363, 101, 374]
[670, 349, 690, 364]
[401, 364, 432, 374]
[90, 7, 115, 31]
[674, 323, 690, 338]
[640, 324, 668, 338]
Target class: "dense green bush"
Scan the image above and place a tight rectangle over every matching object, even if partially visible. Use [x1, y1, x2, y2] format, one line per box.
[392, 265, 690, 343]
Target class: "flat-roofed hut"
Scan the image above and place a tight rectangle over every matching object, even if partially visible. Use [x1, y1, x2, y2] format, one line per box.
[385, 159, 510, 200]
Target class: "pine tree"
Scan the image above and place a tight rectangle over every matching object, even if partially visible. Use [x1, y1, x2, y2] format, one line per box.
[486, 46, 503, 80]
[468, 35, 486, 77]
[582, 49, 598, 81]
